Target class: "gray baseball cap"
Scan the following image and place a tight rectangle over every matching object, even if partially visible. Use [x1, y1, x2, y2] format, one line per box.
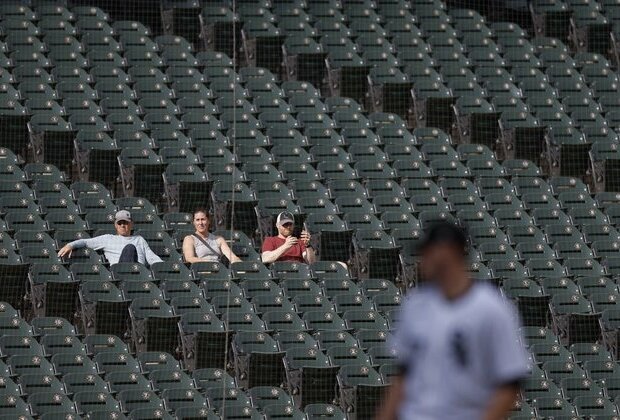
[114, 210, 132, 223]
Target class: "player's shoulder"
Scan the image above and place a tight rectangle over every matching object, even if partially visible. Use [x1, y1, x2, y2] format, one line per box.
[471, 281, 515, 315]
[401, 284, 439, 310]
[406, 284, 435, 299]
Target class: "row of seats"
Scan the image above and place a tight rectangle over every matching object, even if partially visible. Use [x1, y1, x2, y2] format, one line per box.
[0, 305, 386, 419]
[517, 326, 620, 417]
[6, 150, 620, 297]
[531, 0, 620, 52]
[1, 2, 620, 197]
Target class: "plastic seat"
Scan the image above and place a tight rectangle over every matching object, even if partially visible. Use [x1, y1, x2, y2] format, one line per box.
[41, 333, 86, 356]
[531, 342, 575, 365]
[533, 397, 577, 416]
[291, 291, 333, 313]
[128, 297, 179, 355]
[343, 310, 389, 331]
[65, 370, 112, 396]
[571, 342, 613, 364]
[550, 291, 599, 342]
[583, 224, 620, 243]
[190, 368, 235, 395]
[204, 386, 252, 411]
[337, 364, 387, 419]
[246, 387, 293, 412]
[565, 258, 607, 277]
[161, 388, 209, 414]
[117, 389, 164, 415]
[522, 377, 564, 401]
[585, 360, 620, 381]
[73, 390, 121, 415]
[526, 258, 568, 281]
[553, 240, 595, 259]
[574, 395, 618, 417]
[28, 392, 76, 417]
[521, 326, 560, 348]
[148, 368, 195, 393]
[89, 350, 138, 376]
[46, 211, 88, 232]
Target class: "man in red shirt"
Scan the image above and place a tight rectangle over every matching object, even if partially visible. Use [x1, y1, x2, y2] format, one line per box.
[262, 211, 316, 264]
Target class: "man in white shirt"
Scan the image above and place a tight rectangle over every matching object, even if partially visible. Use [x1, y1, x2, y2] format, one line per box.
[57, 210, 163, 267]
[377, 222, 529, 420]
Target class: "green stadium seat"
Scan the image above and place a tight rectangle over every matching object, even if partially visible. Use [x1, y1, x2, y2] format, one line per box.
[92, 351, 141, 375]
[314, 331, 359, 352]
[205, 387, 252, 412]
[239, 278, 281, 298]
[162, 388, 210, 414]
[582, 223, 620, 242]
[162, 164, 210, 213]
[337, 364, 387, 419]
[161, 275, 204, 299]
[291, 293, 334, 314]
[41, 333, 86, 356]
[64, 371, 112, 395]
[521, 327, 559, 349]
[283, 346, 338, 407]
[117, 389, 165, 416]
[573, 395, 618, 417]
[522, 377, 564, 402]
[74, 391, 121, 415]
[8, 353, 55, 376]
[252, 294, 295, 313]
[575, 276, 617, 297]
[29, 392, 76, 417]
[262, 403, 307, 419]
[128, 297, 179, 355]
[570, 342, 613, 364]
[83, 334, 129, 356]
[585, 360, 620, 381]
[192, 367, 236, 393]
[179, 312, 228, 371]
[368, 185, 408, 206]
[247, 386, 294, 411]
[170, 296, 213, 316]
[343, 309, 389, 332]
[149, 368, 195, 392]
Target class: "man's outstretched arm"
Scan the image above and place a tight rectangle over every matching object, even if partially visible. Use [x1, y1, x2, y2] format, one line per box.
[483, 382, 521, 420]
[375, 374, 404, 420]
[57, 235, 107, 258]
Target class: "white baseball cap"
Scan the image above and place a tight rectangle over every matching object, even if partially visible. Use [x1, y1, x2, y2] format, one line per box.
[276, 211, 295, 226]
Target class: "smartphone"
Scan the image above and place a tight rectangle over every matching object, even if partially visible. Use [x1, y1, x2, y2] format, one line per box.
[292, 215, 303, 238]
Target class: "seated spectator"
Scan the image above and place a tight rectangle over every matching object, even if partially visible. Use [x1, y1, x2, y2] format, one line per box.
[262, 211, 315, 264]
[58, 210, 162, 266]
[182, 208, 242, 264]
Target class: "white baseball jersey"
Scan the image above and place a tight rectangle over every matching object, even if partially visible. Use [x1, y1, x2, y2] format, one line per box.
[391, 282, 529, 420]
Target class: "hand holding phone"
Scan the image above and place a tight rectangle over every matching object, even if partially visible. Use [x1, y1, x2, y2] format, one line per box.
[300, 230, 311, 246]
[284, 235, 298, 249]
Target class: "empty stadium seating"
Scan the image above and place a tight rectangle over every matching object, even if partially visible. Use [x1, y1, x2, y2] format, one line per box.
[1, 0, 620, 418]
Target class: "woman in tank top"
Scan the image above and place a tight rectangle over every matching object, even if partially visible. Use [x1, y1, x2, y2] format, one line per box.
[182, 208, 242, 264]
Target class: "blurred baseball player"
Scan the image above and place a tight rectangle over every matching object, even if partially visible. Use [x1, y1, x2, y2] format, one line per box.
[377, 222, 529, 420]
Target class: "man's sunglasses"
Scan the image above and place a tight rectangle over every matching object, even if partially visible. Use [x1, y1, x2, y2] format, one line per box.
[116, 220, 130, 226]
[282, 222, 293, 228]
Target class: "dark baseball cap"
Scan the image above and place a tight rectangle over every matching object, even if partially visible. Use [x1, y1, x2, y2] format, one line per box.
[418, 222, 468, 255]
[276, 211, 295, 226]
